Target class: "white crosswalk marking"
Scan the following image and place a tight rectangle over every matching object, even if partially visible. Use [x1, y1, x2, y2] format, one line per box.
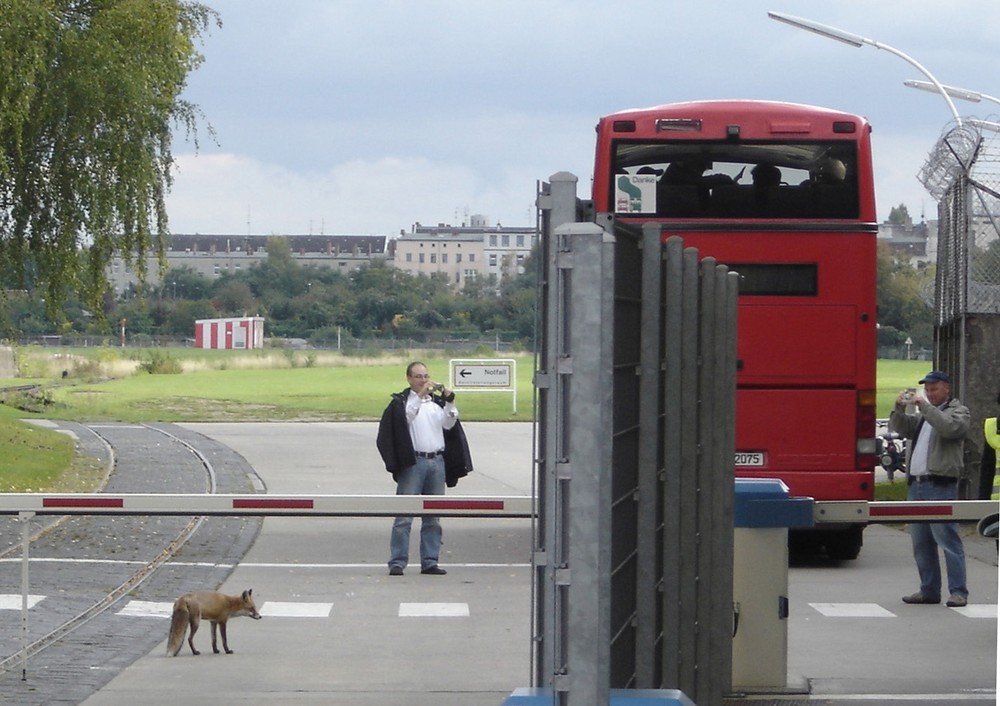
[109, 600, 470, 618]
[399, 602, 470, 617]
[810, 603, 897, 617]
[809, 602, 999, 619]
[7, 596, 992, 621]
[117, 601, 172, 618]
[260, 601, 332, 617]
[0, 594, 45, 610]
[950, 604, 997, 618]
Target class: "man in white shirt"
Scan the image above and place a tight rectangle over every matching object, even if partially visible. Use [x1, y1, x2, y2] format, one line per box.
[376, 361, 465, 576]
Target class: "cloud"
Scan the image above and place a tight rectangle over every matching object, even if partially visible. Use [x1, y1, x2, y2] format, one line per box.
[167, 1, 1000, 234]
[166, 152, 542, 236]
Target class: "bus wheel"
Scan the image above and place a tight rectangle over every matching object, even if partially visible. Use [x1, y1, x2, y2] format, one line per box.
[825, 526, 864, 561]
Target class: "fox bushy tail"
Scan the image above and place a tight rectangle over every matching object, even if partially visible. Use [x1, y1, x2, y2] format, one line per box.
[166, 603, 189, 656]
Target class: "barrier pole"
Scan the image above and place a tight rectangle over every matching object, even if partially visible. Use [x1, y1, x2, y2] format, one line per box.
[20, 511, 33, 681]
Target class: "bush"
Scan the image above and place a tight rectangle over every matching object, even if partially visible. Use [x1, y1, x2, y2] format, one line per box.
[71, 358, 105, 380]
[0, 386, 55, 413]
[137, 351, 183, 374]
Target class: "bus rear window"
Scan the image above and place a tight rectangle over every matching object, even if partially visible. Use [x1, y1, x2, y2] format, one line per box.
[730, 263, 817, 296]
[612, 141, 858, 219]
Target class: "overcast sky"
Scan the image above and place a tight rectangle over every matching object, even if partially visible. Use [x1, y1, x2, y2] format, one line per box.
[164, 1, 1000, 236]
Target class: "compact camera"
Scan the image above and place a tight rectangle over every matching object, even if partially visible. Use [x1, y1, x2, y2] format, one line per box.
[431, 382, 445, 392]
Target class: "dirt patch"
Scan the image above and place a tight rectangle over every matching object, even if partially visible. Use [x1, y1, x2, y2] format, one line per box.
[0, 346, 17, 378]
[128, 397, 361, 422]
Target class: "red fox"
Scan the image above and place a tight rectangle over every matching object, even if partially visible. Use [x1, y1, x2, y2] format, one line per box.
[166, 588, 262, 656]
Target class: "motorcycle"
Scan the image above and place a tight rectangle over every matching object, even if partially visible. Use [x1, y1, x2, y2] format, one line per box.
[877, 431, 905, 481]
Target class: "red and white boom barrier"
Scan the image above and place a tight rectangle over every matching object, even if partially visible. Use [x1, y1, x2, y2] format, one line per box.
[0, 494, 994, 524]
[815, 499, 998, 524]
[0, 494, 535, 518]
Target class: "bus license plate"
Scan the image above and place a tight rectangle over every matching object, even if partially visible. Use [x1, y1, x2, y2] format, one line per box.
[735, 452, 765, 467]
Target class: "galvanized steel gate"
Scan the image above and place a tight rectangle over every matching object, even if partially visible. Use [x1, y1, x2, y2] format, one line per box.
[533, 173, 739, 705]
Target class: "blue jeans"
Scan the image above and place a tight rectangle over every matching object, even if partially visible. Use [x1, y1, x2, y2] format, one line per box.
[389, 455, 445, 570]
[908, 479, 968, 599]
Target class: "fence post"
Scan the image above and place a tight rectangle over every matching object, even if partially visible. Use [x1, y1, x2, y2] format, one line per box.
[20, 511, 34, 681]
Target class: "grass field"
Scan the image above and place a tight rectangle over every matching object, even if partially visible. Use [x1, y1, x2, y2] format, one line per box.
[2, 346, 930, 423]
[874, 359, 928, 416]
[4, 348, 535, 423]
[0, 346, 932, 492]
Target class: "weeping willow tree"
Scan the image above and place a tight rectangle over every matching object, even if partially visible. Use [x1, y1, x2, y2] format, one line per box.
[0, 0, 219, 331]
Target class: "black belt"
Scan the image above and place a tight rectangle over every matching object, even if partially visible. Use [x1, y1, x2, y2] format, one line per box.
[414, 450, 443, 458]
[908, 474, 957, 486]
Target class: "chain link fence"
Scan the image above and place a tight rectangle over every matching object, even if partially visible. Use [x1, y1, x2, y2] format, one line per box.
[920, 117, 1000, 323]
[918, 115, 1000, 498]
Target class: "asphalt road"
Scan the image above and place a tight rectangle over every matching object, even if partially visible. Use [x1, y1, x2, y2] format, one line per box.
[1, 421, 996, 704]
[83, 421, 536, 706]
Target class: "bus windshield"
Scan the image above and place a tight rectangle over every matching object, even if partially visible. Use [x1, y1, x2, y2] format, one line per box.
[612, 140, 859, 219]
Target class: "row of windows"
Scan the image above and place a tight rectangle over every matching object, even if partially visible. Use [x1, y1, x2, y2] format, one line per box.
[488, 234, 527, 247]
[112, 262, 245, 275]
[404, 252, 477, 264]
[415, 234, 530, 248]
[490, 253, 526, 268]
[400, 252, 528, 269]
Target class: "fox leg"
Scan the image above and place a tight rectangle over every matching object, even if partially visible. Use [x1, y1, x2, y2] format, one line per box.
[215, 621, 233, 654]
[187, 613, 201, 655]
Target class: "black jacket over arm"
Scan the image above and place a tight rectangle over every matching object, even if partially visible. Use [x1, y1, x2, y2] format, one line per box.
[376, 388, 473, 488]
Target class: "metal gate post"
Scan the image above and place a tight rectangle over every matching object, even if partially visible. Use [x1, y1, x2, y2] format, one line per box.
[561, 220, 616, 704]
[534, 171, 617, 705]
[20, 510, 34, 681]
[533, 173, 583, 697]
[634, 222, 666, 685]
[532, 176, 737, 706]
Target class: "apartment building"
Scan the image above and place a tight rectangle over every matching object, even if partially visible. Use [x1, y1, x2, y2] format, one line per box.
[107, 216, 537, 295]
[392, 215, 536, 289]
[108, 233, 388, 293]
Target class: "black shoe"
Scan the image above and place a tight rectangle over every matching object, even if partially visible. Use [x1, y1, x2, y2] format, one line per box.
[389, 566, 404, 576]
[902, 591, 940, 604]
[420, 565, 447, 575]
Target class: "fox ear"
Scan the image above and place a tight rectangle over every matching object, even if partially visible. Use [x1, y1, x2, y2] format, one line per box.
[242, 589, 252, 600]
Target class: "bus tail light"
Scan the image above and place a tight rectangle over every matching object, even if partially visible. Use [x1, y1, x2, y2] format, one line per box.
[855, 389, 877, 471]
[656, 118, 702, 133]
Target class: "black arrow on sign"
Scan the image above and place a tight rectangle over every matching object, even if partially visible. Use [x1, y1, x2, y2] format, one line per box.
[459, 369, 472, 378]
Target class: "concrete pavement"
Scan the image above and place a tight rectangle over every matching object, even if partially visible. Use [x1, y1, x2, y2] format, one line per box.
[81, 421, 536, 706]
[1, 421, 994, 704]
[0, 422, 262, 705]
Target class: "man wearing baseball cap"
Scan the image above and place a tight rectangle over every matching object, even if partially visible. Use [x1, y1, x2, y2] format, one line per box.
[888, 370, 971, 607]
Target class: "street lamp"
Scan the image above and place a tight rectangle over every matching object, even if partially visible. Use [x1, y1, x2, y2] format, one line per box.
[968, 119, 1000, 135]
[767, 11, 962, 127]
[903, 80, 1000, 108]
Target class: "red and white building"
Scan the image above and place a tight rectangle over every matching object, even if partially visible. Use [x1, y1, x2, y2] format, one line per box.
[194, 316, 265, 350]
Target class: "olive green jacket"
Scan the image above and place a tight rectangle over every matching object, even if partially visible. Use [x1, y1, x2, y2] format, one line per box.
[889, 397, 970, 478]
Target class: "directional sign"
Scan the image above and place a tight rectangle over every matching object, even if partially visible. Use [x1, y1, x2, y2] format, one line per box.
[449, 358, 517, 413]
[452, 363, 512, 388]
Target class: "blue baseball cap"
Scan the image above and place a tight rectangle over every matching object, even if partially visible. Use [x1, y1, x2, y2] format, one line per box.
[919, 370, 951, 384]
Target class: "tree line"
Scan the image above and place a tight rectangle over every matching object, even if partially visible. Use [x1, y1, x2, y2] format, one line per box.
[0, 3, 956, 355]
[4, 228, 948, 355]
[5, 237, 539, 348]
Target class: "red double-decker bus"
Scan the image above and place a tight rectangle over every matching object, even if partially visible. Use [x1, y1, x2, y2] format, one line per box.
[593, 100, 877, 559]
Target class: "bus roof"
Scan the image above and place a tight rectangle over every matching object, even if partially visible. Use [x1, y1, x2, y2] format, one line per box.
[601, 99, 869, 125]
